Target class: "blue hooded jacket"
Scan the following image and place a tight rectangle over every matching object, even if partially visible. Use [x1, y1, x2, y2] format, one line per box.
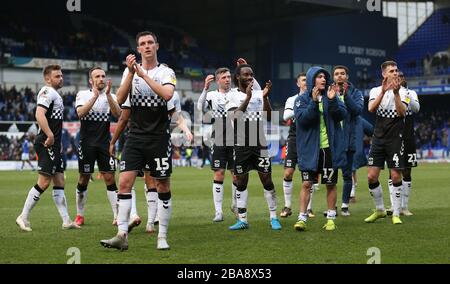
[294, 66, 347, 171]
[353, 117, 374, 170]
[340, 82, 364, 152]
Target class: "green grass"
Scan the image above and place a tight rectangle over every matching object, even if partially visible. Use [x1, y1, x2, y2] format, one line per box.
[1, 164, 449, 264]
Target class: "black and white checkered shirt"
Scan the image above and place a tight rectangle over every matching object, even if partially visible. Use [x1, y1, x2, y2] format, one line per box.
[81, 111, 109, 122]
[36, 86, 64, 145]
[369, 86, 408, 140]
[243, 111, 263, 121]
[76, 89, 117, 145]
[376, 108, 401, 118]
[131, 94, 166, 107]
[50, 108, 63, 120]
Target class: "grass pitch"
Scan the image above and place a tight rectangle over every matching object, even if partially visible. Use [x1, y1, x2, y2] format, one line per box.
[1, 164, 449, 264]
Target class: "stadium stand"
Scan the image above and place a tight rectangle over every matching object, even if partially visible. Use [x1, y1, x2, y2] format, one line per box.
[396, 8, 450, 77]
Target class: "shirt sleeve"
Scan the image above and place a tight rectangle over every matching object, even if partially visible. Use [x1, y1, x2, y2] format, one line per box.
[120, 68, 129, 85]
[408, 90, 420, 113]
[37, 87, 53, 109]
[75, 91, 86, 108]
[174, 92, 181, 113]
[225, 92, 241, 111]
[253, 78, 262, 91]
[399, 88, 409, 105]
[162, 67, 177, 87]
[197, 89, 207, 111]
[167, 97, 175, 112]
[283, 96, 295, 121]
[369, 87, 378, 102]
[121, 95, 131, 109]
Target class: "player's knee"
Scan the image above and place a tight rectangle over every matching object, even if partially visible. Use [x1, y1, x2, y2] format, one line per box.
[231, 172, 238, 183]
[390, 171, 402, 183]
[302, 181, 313, 191]
[156, 178, 170, 193]
[79, 174, 91, 185]
[38, 179, 51, 190]
[283, 169, 294, 180]
[367, 172, 378, 184]
[102, 173, 115, 184]
[235, 175, 248, 189]
[214, 170, 225, 181]
[402, 169, 412, 181]
[263, 181, 274, 191]
[326, 184, 337, 191]
[119, 178, 133, 192]
[236, 184, 246, 192]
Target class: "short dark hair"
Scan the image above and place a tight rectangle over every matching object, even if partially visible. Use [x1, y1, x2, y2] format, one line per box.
[233, 64, 252, 87]
[43, 65, 61, 77]
[296, 72, 306, 81]
[136, 31, 158, 45]
[215, 67, 230, 79]
[333, 65, 349, 74]
[89, 66, 104, 78]
[381, 60, 397, 71]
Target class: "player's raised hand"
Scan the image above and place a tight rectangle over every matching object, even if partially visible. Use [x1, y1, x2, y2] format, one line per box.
[381, 77, 393, 94]
[185, 130, 193, 143]
[342, 82, 349, 96]
[327, 84, 337, 100]
[92, 81, 100, 98]
[133, 63, 146, 78]
[312, 87, 321, 102]
[237, 58, 247, 66]
[246, 80, 254, 97]
[126, 54, 136, 73]
[392, 77, 401, 95]
[105, 80, 112, 96]
[263, 80, 272, 98]
[204, 74, 214, 91]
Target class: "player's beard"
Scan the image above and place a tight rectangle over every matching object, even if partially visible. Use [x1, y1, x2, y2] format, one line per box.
[97, 82, 105, 90]
[55, 81, 63, 90]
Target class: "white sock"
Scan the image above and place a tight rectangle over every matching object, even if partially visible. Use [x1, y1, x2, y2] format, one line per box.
[157, 194, 172, 239]
[52, 188, 70, 224]
[212, 181, 224, 214]
[117, 194, 132, 234]
[341, 202, 349, 209]
[106, 189, 118, 219]
[282, 179, 293, 208]
[388, 179, 394, 208]
[298, 212, 308, 222]
[391, 182, 402, 216]
[307, 186, 314, 211]
[327, 209, 337, 220]
[350, 183, 356, 198]
[145, 186, 158, 224]
[369, 183, 385, 211]
[402, 180, 412, 209]
[264, 189, 277, 219]
[231, 183, 237, 209]
[236, 189, 248, 222]
[21, 186, 42, 220]
[76, 187, 88, 216]
[130, 187, 138, 217]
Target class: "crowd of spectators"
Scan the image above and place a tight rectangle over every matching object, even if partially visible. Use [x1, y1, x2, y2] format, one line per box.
[0, 13, 227, 76]
[2, 89, 450, 161]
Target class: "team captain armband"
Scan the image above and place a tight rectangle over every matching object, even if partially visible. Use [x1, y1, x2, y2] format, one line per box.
[403, 95, 411, 105]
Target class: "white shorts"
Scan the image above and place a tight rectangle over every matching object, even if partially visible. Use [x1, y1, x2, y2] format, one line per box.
[21, 153, 30, 161]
